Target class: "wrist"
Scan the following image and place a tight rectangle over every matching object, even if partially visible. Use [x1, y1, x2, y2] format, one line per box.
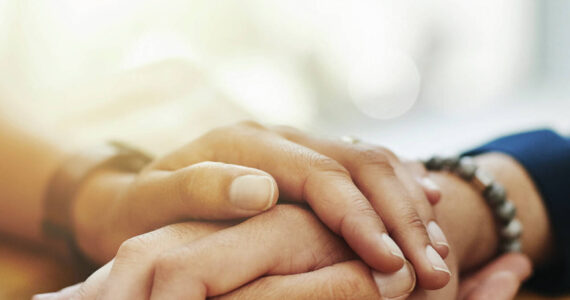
[473, 153, 554, 266]
[73, 170, 134, 264]
[428, 152, 553, 273]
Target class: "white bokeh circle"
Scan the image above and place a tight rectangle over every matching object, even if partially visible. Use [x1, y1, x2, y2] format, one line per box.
[347, 49, 421, 120]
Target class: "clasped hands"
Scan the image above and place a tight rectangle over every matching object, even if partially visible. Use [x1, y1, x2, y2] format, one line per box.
[34, 121, 532, 300]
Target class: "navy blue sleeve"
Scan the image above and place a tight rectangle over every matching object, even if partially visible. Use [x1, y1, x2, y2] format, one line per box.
[463, 129, 570, 294]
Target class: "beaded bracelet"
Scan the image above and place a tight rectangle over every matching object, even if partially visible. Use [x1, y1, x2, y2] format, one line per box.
[423, 156, 523, 253]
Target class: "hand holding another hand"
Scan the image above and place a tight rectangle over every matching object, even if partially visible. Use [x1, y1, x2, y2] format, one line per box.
[73, 121, 448, 289]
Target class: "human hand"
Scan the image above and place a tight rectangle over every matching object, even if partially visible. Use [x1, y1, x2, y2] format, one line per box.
[44, 150, 543, 300]
[34, 203, 530, 300]
[33, 205, 375, 299]
[73, 121, 449, 289]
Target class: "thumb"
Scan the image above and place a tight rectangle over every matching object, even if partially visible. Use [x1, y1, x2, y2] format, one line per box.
[119, 161, 279, 232]
[459, 253, 532, 300]
[465, 271, 521, 300]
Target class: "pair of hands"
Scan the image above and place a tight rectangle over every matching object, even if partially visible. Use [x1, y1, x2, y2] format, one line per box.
[36, 204, 531, 299]
[36, 121, 531, 299]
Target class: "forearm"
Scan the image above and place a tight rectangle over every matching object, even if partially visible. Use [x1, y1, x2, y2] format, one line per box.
[430, 152, 554, 273]
[0, 119, 67, 243]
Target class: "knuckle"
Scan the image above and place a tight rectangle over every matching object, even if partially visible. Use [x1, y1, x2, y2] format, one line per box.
[311, 156, 349, 176]
[391, 207, 427, 237]
[353, 147, 397, 174]
[116, 236, 148, 261]
[339, 205, 380, 237]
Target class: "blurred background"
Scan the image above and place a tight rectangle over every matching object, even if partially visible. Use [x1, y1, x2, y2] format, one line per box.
[0, 1, 569, 298]
[0, 0, 569, 158]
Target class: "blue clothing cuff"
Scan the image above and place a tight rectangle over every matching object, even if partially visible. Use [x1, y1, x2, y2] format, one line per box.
[463, 129, 570, 294]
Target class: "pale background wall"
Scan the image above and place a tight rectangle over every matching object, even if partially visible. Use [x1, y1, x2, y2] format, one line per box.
[0, 0, 568, 157]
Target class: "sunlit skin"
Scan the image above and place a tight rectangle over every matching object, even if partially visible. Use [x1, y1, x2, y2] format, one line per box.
[34, 153, 545, 299]
[0, 117, 552, 299]
[1, 120, 446, 290]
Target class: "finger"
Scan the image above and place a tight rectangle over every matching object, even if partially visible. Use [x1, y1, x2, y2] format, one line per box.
[458, 253, 532, 300]
[100, 221, 229, 300]
[217, 253, 459, 300]
[273, 126, 451, 289]
[402, 160, 441, 205]
[115, 161, 278, 237]
[465, 271, 521, 300]
[213, 260, 417, 300]
[213, 261, 381, 300]
[148, 205, 355, 299]
[165, 121, 407, 274]
[393, 165, 448, 258]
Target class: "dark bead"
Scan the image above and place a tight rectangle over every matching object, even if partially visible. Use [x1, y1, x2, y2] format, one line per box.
[425, 156, 445, 170]
[442, 156, 460, 170]
[484, 182, 507, 207]
[500, 219, 523, 240]
[500, 240, 522, 253]
[495, 201, 516, 224]
[473, 169, 494, 192]
[457, 157, 477, 180]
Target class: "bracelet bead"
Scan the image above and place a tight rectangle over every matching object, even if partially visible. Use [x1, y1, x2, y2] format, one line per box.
[426, 156, 445, 170]
[442, 156, 460, 170]
[501, 219, 523, 240]
[500, 239, 522, 253]
[495, 201, 517, 223]
[423, 155, 523, 254]
[484, 182, 507, 206]
[457, 157, 478, 180]
[473, 169, 494, 192]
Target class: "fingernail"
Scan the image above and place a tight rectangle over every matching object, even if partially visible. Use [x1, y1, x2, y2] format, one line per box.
[372, 261, 416, 299]
[426, 245, 451, 275]
[230, 175, 275, 211]
[382, 233, 404, 261]
[420, 177, 440, 192]
[32, 293, 57, 300]
[427, 221, 449, 250]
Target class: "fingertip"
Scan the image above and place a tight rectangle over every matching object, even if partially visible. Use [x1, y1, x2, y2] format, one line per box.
[427, 221, 450, 259]
[434, 243, 450, 259]
[417, 245, 452, 290]
[372, 261, 416, 299]
[418, 177, 441, 205]
[365, 233, 406, 273]
[341, 220, 404, 273]
[417, 268, 452, 290]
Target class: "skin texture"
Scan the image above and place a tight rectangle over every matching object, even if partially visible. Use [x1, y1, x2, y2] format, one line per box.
[71, 121, 450, 288]
[33, 153, 547, 300]
[0, 120, 447, 291]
